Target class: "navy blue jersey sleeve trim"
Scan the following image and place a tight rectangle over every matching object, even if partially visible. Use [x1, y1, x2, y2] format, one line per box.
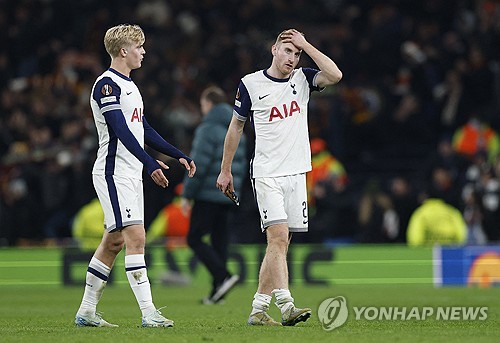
[93, 77, 121, 111]
[233, 80, 251, 118]
[302, 67, 323, 92]
[142, 116, 192, 163]
[104, 109, 160, 175]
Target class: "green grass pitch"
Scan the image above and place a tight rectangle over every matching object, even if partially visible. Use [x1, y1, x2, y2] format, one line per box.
[0, 284, 499, 343]
[0, 246, 499, 342]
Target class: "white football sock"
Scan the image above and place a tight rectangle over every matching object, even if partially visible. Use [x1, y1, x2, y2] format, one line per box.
[250, 293, 272, 316]
[77, 257, 111, 315]
[273, 288, 294, 314]
[125, 254, 156, 316]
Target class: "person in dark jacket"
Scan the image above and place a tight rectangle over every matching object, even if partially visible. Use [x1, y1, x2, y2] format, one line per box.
[181, 85, 247, 304]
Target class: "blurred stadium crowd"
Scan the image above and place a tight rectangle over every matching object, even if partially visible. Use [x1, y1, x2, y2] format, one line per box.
[0, 0, 499, 246]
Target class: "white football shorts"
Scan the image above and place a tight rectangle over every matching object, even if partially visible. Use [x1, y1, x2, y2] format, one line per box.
[92, 174, 144, 232]
[252, 173, 309, 232]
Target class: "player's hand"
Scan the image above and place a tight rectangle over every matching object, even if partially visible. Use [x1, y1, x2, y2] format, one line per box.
[180, 158, 196, 178]
[280, 29, 307, 50]
[216, 170, 233, 193]
[151, 160, 169, 188]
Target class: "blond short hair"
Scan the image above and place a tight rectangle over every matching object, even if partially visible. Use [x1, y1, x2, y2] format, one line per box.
[104, 24, 145, 58]
[274, 29, 304, 45]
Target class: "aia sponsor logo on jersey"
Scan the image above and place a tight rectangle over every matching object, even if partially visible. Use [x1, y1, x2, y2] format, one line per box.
[269, 100, 300, 121]
[131, 108, 143, 122]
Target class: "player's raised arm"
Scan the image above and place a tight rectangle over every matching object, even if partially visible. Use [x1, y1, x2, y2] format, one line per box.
[281, 29, 342, 87]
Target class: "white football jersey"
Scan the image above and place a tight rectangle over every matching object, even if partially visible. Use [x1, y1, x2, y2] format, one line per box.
[91, 68, 145, 179]
[234, 67, 322, 178]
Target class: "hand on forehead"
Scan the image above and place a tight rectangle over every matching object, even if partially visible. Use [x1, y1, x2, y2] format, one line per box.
[280, 29, 303, 37]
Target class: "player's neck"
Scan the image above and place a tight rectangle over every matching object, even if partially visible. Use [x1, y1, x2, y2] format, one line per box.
[110, 60, 131, 77]
[267, 65, 291, 80]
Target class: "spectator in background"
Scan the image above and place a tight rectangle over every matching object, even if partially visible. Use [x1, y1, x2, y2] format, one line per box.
[471, 165, 500, 242]
[428, 166, 462, 210]
[147, 183, 191, 286]
[306, 137, 354, 243]
[424, 134, 466, 184]
[307, 138, 347, 212]
[72, 198, 104, 251]
[434, 69, 468, 131]
[182, 85, 247, 304]
[386, 176, 419, 243]
[356, 179, 397, 243]
[452, 115, 500, 164]
[462, 183, 487, 245]
[461, 151, 489, 244]
[310, 168, 358, 244]
[0, 158, 40, 245]
[148, 183, 190, 248]
[407, 189, 467, 247]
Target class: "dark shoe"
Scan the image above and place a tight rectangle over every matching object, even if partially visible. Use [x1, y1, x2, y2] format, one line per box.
[210, 275, 239, 303]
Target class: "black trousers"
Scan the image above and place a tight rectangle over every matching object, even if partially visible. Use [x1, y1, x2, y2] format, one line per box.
[187, 200, 232, 290]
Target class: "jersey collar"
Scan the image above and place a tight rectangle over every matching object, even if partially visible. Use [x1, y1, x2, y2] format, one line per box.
[263, 68, 291, 83]
[108, 68, 132, 81]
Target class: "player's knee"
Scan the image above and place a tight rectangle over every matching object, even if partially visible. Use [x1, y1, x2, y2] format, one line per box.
[107, 238, 125, 254]
[99, 239, 124, 255]
[267, 234, 288, 251]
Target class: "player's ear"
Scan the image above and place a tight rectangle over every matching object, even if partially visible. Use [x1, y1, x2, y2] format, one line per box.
[271, 44, 277, 57]
[121, 48, 127, 57]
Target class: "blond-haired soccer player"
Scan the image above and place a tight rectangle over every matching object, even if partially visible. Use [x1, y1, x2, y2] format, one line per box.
[75, 24, 196, 328]
[217, 29, 342, 326]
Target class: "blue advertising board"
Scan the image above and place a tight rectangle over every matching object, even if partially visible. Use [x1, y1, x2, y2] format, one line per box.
[434, 245, 500, 287]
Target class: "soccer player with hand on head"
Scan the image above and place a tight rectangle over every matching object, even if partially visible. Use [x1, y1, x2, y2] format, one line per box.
[217, 28, 342, 326]
[75, 24, 196, 328]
